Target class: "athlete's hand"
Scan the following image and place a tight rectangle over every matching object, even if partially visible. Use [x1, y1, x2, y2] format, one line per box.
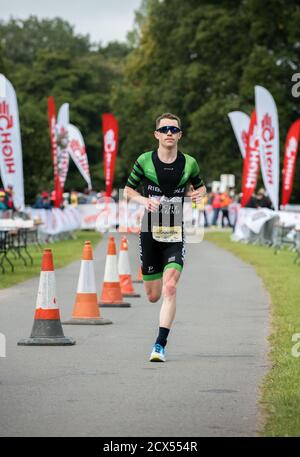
[190, 186, 207, 204]
[143, 197, 160, 213]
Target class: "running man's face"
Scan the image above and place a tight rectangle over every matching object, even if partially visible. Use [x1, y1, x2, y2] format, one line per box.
[154, 118, 182, 149]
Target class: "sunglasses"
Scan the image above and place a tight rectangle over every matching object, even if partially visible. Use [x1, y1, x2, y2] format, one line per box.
[156, 126, 181, 134]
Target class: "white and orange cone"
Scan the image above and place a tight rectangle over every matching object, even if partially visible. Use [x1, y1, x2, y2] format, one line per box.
[118, 236, 140, 297]
[63, 241, 112, 325]
[99, 236, 131, 308]
[133, 265, 143, 284]
[18, 249, 75, 346]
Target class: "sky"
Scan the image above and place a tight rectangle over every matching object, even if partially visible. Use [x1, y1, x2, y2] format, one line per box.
[0, 0, 142, 44]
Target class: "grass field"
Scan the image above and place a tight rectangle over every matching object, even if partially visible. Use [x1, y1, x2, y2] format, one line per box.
[0, 230, 101, 290]
[205, 231, 300, 437]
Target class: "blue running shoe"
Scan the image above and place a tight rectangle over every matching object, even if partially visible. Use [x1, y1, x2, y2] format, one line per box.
[149, 343, 166, 362]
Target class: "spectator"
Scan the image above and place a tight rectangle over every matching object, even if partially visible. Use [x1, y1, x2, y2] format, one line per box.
[220, 189, 233, 228]
[211, 190, 222, 226]
[0, 190, 8, 210]
[245, 193, 257, 208]
[50, 190, 56, 207]
[196, 193, 209, 227]
[4, 184, 16, 211]
[33, 192, 52, 209]
[70, 190, 78, 207]
[255, 188, 273, 209]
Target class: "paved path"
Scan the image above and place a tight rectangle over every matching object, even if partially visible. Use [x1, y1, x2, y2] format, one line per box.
[0, 233, 269, 437]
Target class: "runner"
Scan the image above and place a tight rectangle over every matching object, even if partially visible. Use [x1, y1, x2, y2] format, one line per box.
[124, 113, 206, 362]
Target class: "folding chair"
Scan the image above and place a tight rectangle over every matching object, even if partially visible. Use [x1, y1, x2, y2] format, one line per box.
[0, 230, 14, 273]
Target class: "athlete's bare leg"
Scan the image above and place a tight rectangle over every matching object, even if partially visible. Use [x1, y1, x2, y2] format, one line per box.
[144, 268, 181, 328]
[159, 268, 181, 328]
[144, 279, 163, 303]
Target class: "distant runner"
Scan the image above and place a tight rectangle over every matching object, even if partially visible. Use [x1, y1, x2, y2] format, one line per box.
[124, 113, 206, 362]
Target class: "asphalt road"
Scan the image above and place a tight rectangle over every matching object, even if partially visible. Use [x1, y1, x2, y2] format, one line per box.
[0, 232, 269, 437]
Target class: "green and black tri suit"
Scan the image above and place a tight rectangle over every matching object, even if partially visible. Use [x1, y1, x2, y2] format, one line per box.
[126, 150, 205, 281]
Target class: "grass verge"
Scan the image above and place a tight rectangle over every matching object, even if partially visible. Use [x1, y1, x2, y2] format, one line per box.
[0, 230, 101, 290]
[205, 231, 300, 437]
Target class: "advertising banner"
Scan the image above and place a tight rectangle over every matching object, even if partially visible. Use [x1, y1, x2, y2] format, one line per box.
[255, 86, 279, 210]
[228, 111, 250, 159]
[241, 111, 260, 207]
[0, 74, 25, 209]
[281, 119, 300, 206]
[102, 113, 118, 197]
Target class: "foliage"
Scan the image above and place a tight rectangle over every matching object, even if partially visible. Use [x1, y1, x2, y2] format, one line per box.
[0, 17, 129, 201]
[113, 0, 300, 200]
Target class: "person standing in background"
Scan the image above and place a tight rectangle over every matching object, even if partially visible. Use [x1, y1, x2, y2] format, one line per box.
[4, 185, 16, 212]
[220, 189, 233, 228]
[211, 189, 222, 227]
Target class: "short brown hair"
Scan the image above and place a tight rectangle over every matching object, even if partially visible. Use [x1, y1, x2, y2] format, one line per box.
[155, 112, 181, 129]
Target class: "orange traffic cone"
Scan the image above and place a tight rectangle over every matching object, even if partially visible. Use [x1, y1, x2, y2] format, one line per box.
[118, 236, 140, 297]
[99, 236, 131, 307]
[63, 241, 112, 325]
[18, 249, 75, 346]
[133, 265, 143, 284]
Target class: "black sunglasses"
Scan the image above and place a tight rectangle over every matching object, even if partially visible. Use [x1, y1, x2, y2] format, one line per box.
[156, 126, 181, 134]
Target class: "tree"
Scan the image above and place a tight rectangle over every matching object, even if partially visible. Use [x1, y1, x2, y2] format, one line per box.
[113, 0, 300, 201]
[0, 17, 126, 201]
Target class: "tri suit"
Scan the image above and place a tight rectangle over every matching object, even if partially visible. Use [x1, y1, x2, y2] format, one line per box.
[126, 150, 205, 281]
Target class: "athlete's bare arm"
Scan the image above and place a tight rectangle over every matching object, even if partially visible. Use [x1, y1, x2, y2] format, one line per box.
[123, 186, 160, 213]
[185, 184, 207, 203]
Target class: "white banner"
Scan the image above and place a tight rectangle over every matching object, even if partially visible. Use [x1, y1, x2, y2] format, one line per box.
[228, 111, 250, 159]
[25, 207, 81, 235]
[67, 124, 92, 189]
[255, 86, 279, 210]
[232, 207, 300, 242]
[0, 74, 24, 210]
[56, 103, 70, 188]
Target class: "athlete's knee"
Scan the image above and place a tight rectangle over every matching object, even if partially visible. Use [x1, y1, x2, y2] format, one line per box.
[163, 278, 177, 298]
[147, 291, 161, 303]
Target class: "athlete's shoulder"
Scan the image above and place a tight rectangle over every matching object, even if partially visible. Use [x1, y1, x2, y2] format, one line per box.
[136, 151, 153, 167]
[182, 153, 198, 164]
[182, 153, 200, 173]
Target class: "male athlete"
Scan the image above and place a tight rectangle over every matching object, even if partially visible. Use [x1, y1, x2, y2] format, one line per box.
[124, 113, 206, 362]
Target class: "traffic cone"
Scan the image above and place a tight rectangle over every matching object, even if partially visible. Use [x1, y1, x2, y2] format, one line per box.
[18, 249, 75, 346]
[133, 265, 143, 283]
[118, 236, 140, 297]
[63, 241, 112, 325]
[99, 236, 131, 307]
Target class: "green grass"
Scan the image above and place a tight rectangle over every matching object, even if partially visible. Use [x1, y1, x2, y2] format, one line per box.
[0, 230, 101, 290]
[205, 231, 300, 437]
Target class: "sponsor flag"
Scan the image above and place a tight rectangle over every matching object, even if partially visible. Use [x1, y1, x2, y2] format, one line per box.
[47, 96, 63, 208]
[241, 111, 260, 207]
[0, 74, 25, 210]
[255, 85, 280, 210]
[281, 119, 300, 206]
[102, 113, 118, 197]
[228, 111, 250, 159]
[56, 103, 70, 188]
[67, 124, 92, 189]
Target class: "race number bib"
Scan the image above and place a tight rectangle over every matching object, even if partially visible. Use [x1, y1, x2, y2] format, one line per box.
[150, 196, 183, 242]
[152, 225, 182, 242]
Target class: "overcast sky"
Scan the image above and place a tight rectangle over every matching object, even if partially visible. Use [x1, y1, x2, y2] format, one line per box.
[0, 0, 142, 44]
